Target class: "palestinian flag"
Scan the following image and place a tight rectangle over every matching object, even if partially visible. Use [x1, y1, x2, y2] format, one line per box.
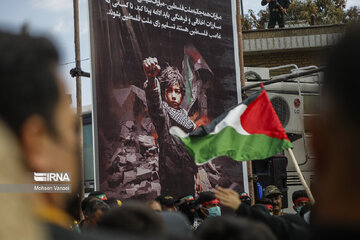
[182, 44, 213, 108]
[170, 88, 293, 164]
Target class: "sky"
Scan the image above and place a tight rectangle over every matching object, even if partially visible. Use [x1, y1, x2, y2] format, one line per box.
[0, 0, 91, 107]
[0, 0, 358, 108]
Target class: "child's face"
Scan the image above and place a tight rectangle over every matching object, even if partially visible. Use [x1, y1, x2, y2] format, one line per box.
[165, 83, 182, 109]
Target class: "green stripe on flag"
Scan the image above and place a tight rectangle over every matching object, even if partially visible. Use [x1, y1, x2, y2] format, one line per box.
[179, 126, 292, 164]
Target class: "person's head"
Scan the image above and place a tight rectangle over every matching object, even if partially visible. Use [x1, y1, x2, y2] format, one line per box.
[147, 200, 162, 212]
[176, 195, 196, 224]
[98, 201, 164, 237]
[159, 211, 192, 238]
[239, 192, 252, 206]
[312, 23, 360, 225]
[256, 198, 273, 215]
[0, 31, 79, 210]
[158, 66, 185, 109]
[81, 196, 96, 215]
[197, 191, 221, 218]
[83, 198, 110, 228]
[263, 185, 282, 216]
[292, 190, 310, 214]
[155, 195, 177, 212]
[195, 216, 276, 240]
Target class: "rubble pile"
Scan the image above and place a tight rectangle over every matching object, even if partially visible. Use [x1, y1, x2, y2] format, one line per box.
[100, 84, 243, 201]
[101, 118, 161, 200]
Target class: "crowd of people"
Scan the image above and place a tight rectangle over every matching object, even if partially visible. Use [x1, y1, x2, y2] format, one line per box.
[0, 18, 360, 240]
[75, 186, 310, 240]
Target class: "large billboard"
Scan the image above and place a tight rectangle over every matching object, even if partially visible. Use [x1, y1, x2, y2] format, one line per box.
[89, 0, 247, 200]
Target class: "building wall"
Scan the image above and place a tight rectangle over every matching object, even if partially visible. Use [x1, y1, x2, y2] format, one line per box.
[244, 48, 328, 76]
[242, 24, 346, 76]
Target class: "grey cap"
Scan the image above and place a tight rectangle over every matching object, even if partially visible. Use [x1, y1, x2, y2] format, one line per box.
[264, 185, 282, 198]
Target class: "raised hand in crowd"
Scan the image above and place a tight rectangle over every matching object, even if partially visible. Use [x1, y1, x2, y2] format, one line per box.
[214, 186, 242, 211]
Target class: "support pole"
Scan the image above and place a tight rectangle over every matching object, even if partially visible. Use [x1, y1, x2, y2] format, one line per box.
[287, 148, 315, 205]
[73, 0, 84, 201]
[236, 1, 246, 88]
[236, 0, 255, 205]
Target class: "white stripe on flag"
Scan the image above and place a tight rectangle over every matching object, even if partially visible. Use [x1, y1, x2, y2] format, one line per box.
[210, 104, 250, 136]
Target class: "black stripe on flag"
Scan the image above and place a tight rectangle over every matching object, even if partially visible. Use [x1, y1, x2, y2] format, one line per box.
[189, 88, 264, 137]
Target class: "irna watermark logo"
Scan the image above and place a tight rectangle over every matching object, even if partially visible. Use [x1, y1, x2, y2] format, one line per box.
[34, 172, 71, 182]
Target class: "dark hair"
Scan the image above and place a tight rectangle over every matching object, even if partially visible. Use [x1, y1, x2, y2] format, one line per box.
[323, 24, 360, 126]
[84, 199, 110, 218]
[252, 204, 271, 215]
[98, 201, 164, 237]
[158, 66, 185, 100]
[239, 192, 251, 206]
[292, 190, 308, 203]
[177, 196, 196, 225]
[0, 31, 60, 136]
[156, 195, 175, 207]
[195, 216, 276, 240]
[197, 191, 216, 204]
[81, 196, 96, 213]
[257, 198, 273, 205]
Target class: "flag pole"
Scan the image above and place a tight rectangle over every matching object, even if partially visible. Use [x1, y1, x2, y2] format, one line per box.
[73, 0, 84, 201]
[287, 148, 315, 205]
[236, 0, 255, 205]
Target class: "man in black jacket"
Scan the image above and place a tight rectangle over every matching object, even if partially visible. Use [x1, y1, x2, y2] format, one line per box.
[215, 186, 309, 240]
[261, 0, 291, 28]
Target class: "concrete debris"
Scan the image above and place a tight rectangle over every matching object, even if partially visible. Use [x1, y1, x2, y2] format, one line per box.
[110, 148, 125, 162]
[151, 171, 159, 180]
[141, 117, 153, 133]
[108, 172, 122, 188]
[151, 182, 161, 195]
[126, 186, 138, 197]
[125, 120, 135, 129]
[138, 135, 156, 148]
[131, 161, 144, 168]
[120, 125, 130, 138]
[198, 168, 212, 192]
[121, 164, 135, 172]
[102, 109, 221, 201]
[136, 168, 153, 182]
[147, 146, 158, 154]
[148, 159, 158, 165]
[141, 163, 154, 171]
[123, 170, 137, 184]
[125, 147, 136, 154]
[135, 189, 158, 200]
[139, 181, 148, 188]
[126, 153, 137, 163]
[119, 156, 127, 164]
[135, 153, 143, 160]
